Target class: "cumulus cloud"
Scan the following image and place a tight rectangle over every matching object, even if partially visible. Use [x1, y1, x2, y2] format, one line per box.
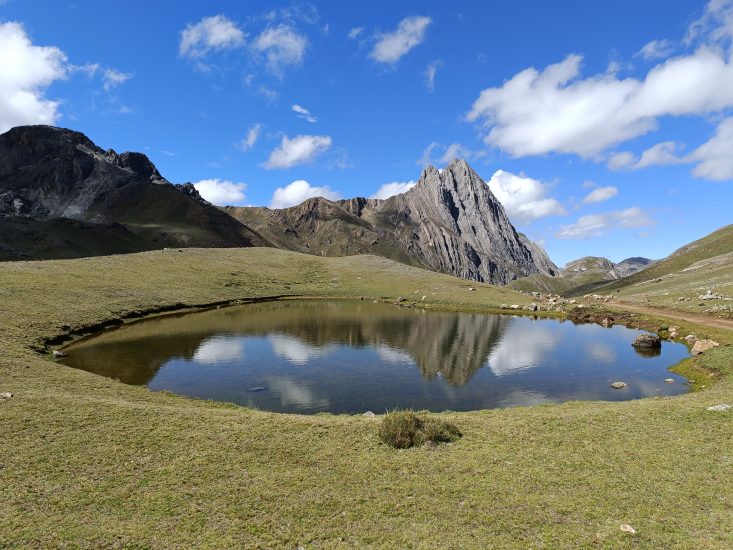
[179, 15, 245, 59]
[635, 39, 674, 60]
[487, 170, 566, 224]
[608, 141, 687, 171]
[370, 181, 416, 199]
[264, 134, 332, 169]
[192, 178, 247, 205]
[102, 68, 131, 91]
[0, 22, 68, 133]
[424, 59, 442, 92]
[236, 123, 261, 151]
[466, 47, 733, 158]
[252, 25, 307, 75]
[556, 207, 653, 239]
[690, 116, 733, 180]
[292, 103, 317, 123]
[370, 15, 431, 64]
[582, 186, 618, 204]
[270, 179, 340, 208]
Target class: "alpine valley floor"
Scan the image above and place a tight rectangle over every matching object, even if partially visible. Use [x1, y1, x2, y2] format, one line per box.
[1, 248, 732, 549]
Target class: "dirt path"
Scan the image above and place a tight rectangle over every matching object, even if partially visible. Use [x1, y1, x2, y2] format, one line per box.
[612, 301, 733, 331]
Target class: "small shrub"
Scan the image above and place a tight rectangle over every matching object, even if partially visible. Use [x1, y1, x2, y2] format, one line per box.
[379, 410, 462, 449]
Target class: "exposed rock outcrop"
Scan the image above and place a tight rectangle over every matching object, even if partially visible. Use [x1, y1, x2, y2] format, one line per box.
[0, 125, 269, 260]
[228, 160, 559, 284]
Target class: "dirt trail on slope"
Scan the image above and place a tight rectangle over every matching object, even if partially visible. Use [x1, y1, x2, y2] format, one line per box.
[612, 301, 733, 331]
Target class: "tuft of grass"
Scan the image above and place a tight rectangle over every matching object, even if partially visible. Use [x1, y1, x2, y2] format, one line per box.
[379, 410, 462, 448]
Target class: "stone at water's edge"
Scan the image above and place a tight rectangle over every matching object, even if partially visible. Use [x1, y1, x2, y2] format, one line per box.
[610, 382, 628, 389]
[632, 333, 662, 349]
[691, 339, 719, 356]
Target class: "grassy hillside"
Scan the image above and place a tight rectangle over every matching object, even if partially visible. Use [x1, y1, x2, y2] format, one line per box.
[1, 249, 732, 548]
[597, 225, 733, 292]
[584, 226, 733, 316]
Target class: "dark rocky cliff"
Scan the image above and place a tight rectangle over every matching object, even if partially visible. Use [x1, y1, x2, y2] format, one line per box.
[0, 125, 269, 259]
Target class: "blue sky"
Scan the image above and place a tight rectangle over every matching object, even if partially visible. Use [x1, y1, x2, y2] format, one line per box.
[1, 0, 732, 266]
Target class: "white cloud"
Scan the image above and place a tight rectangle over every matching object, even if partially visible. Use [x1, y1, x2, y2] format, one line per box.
[0, 21, 68, 133]
[348, 27, 364, 40]
[264, 134, 332, 169]
[370, 181, 416, 199]
[690, 116, 733, 180]
[439, 143, 485, 164]
[556, 207, 654, 239]
[252, 25, 307, 76]
[417, 141, 439, 167]
[102, 68, 131, 91]
[685, 0, 733, 46]
[179, 15, 245, 59]
[635, 39, 674, 60]
[582, 186, 618, 204]
[424, 59, 442, 92]
[270, 179, 340, 208]
[192, 178, 247, 205]
[237, 123, 261, 151]
[292, 103, 317, 123]
[370, 15, 431, 64]
[608, 141, 686, 171]
[467, 47, 733, 158]
[487, 170, 566, 224]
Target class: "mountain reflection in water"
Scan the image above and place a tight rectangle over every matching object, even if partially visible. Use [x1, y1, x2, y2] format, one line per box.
[60, 300, 690, 413]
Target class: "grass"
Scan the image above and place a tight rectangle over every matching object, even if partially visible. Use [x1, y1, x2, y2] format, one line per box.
[0, 247, 732, 548]
[378, 411, 462, 448]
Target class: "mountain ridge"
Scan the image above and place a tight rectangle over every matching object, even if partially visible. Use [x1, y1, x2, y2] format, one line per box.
[0, 125, 270, 259]
[228, 159, 559, 284]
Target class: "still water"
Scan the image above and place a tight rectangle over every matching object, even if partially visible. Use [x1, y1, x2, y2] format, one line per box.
[60, 299, 690, 414]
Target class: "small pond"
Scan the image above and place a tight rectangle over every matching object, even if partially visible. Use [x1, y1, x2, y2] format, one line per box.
[60, 300, 690, 414]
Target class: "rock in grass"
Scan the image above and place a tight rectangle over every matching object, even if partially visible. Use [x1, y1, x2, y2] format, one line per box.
[707, 404, 731, 412]
[379, 411, 461, 449]
[0, 392, 12, 400]
[620, 524, 637, 535]
[610, 381, 628, 389]
[632, 334, 661, 349]
[363, 411, 376, 418]
[52, 350, 67, 358]
[691, 339, 719, 356]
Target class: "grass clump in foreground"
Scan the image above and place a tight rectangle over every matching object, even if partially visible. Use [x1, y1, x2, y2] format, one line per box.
[379, 410, 462, 448]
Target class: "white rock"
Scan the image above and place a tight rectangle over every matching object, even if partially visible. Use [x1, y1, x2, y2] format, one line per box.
[707, 404, 731, 412]
[620, 524, 637, 535]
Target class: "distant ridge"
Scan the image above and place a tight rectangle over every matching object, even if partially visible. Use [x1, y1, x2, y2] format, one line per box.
[227, 159, 558, 284]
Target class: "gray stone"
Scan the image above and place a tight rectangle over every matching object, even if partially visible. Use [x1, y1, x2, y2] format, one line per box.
[52, 350, 67, 358]
[706, 404, 731, 412]
[632, 334, 662, 349]
[363, 411, 376, 418]
[0, 392, 12, 400]
[610, 381, 628, 389]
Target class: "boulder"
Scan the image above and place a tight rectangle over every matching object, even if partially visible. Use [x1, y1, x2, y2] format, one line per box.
[610, 381, 628, 389]
[706, 404, 731, 412]
[363, 411, 376, 418]
[0, 392, 12, 400]
[691, 339, 719, 356]
[52, 350, 67, 358]
[632, 334, 661, 349]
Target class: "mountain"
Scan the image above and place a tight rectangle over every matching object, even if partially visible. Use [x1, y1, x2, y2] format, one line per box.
[508, 255, 654, 294]
[615, 257, 655, 277]
[227, 159, 558, 284]
[0, 125, 269, 260]
[595, 224, 733, 293]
